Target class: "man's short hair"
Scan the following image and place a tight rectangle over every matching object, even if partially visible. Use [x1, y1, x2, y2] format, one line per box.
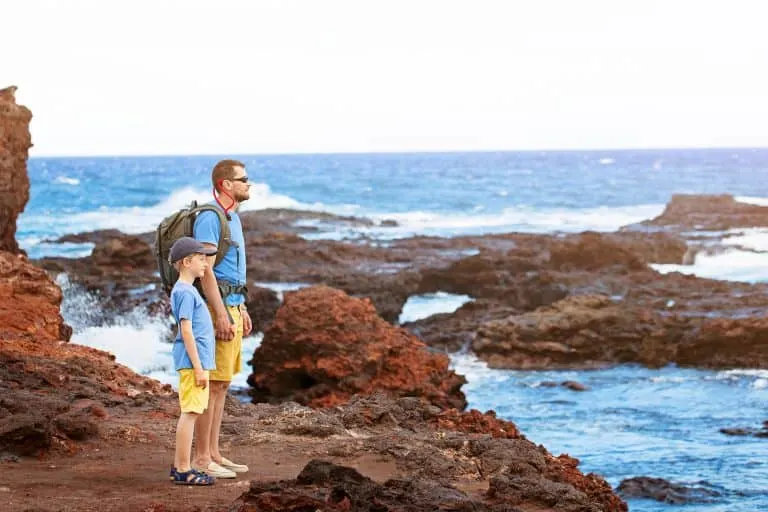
[212, 159, 246, 191]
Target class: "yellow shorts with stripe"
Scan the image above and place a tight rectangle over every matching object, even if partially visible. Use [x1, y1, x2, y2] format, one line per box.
[208, 305, 243, 382]
[178, 369, 210, 414]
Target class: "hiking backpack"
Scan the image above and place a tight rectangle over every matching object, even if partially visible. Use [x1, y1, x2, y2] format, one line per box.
[154, 201, 232, 296]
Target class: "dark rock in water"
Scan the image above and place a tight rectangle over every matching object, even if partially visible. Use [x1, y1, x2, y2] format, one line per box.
[562, 381, 589, 391]
[719, 427, 753, 436]
[36, 234, 165, 318]
[48, 229, 144, 246]
[720, 421, 768, 438]
[246, 286, 280, 333]
[617, 477, 721, 504]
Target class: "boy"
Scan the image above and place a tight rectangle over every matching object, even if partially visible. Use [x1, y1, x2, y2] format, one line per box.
[168, 237, 218, 485]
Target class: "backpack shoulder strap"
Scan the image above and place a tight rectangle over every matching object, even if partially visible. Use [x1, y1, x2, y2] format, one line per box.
[193, 204, 232, 267]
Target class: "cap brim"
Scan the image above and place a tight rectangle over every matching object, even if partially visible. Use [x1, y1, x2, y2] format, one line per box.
[199, 247, 218, 256]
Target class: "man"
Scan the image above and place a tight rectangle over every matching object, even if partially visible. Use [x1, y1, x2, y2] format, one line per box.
[192, 159, 252, 478]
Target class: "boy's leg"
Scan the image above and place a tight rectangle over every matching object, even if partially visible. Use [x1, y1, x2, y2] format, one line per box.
[176, 369, 209, 471]
[174, 412, 198, 471]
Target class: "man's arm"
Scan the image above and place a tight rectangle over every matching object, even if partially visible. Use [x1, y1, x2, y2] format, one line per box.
[200, 245, 237, 341]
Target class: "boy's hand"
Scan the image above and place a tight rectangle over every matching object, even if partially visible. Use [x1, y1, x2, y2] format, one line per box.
[215, 313, 236, 341]
[194, 368, 208, 389]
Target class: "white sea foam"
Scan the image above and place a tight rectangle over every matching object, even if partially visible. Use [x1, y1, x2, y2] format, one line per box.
[651, 249, 768, 283]
[721, 228, 768, 251]
[21, 183, 356, 240]
[599, 158, 615, 165]
[22, 176, 666, 246]
[54, 176, 80, 186]
[342, 203, 666, 240]
[58, 274, 261, 389]
[398, 292, 473, 324]
[735, 195, 768, 207]
[448, 353, 512, 394]
[254, 281, 311, 301]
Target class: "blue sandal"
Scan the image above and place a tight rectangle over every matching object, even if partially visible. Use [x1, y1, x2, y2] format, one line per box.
[170, 466, 215, 486]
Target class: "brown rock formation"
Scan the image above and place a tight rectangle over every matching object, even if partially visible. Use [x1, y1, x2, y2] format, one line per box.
[636, 193, 768, 231]
[38, 234, 165, 317]
[249, 286, 467, 410]
[0, 86, 32, 254]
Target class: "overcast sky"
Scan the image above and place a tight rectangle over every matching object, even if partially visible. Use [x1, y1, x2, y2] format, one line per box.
[3, 0, 767, 156]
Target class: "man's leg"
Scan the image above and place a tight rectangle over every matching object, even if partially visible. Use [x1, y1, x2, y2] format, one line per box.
[208, 380, 230, 463]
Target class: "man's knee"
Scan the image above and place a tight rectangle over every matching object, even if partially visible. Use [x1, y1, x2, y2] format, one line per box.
[210, 380, 230, 395]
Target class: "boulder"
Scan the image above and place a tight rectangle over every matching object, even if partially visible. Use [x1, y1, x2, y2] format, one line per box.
[249, 286, 467, 410]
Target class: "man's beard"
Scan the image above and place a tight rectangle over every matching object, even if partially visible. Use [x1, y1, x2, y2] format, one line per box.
[234, 191, 250, 203]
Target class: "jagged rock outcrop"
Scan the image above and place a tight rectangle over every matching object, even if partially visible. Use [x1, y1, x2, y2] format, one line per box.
[0, 85, 32, 254]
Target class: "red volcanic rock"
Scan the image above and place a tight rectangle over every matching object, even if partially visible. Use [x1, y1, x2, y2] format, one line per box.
[0, 86, 32, 254]
[0, 251, 71, 342]
[432, 408, 521, 439]
[249, 285, 467, 410]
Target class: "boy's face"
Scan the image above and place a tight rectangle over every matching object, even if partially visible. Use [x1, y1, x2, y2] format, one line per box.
[181, 253, 209, 279]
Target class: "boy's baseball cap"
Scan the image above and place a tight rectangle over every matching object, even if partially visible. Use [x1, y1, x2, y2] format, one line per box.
[168, 236, 217, 263]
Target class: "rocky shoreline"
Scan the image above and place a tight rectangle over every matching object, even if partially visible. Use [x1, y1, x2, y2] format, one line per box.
[1, 87, 634, 511]
[3, 88, 766, 510]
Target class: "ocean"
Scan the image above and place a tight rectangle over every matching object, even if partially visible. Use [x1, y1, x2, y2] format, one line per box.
[19, 149, 768, 511]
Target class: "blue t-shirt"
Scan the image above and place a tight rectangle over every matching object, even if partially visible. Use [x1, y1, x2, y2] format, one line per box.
[193, 203, 247, 306]
[170, 282, 216, 371]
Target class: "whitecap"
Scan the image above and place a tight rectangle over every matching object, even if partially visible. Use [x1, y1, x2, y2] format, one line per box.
[54, 176, 80, 186]
[399, 292, 473, 324]
[735, 196, 768, 207]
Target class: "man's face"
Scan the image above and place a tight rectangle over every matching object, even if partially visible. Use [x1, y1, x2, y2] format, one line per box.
[228, 166, 251, 202]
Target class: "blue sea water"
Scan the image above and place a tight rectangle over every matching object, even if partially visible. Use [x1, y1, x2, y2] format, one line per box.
[20, 149, 768, 510]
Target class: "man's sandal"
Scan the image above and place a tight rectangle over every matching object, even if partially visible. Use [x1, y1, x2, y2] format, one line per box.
[170, 466, 215, 485]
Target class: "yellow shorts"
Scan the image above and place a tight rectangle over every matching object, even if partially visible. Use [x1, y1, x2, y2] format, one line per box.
[209, 305, 243, 382]
[178, 369, 210, 414]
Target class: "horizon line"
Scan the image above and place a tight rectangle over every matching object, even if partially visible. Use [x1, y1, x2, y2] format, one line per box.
[27, 145, 768, 160]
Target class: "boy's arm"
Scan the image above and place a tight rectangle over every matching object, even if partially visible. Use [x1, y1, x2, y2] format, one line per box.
[179, 319, 207, 388]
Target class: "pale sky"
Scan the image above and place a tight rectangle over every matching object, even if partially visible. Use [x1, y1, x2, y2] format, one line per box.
[3, 0, 767, 156]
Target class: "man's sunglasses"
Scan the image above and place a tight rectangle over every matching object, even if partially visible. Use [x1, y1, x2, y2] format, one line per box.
[230, 176, 249, 183]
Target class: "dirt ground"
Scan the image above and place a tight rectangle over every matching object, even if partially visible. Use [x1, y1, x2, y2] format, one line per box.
[3, 412, 403, 512]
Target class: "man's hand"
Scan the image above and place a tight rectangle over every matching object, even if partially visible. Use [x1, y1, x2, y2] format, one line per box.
[215, 313, 236, 341]
[242, 307, 253, 336]
[194, 368, 208, 389]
